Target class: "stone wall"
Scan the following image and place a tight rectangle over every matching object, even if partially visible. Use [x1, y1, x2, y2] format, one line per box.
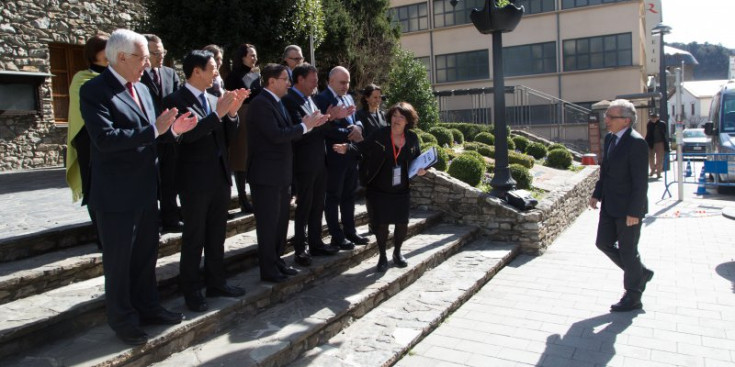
[0, 0, 146, 171]
[411, 166, 599, 255]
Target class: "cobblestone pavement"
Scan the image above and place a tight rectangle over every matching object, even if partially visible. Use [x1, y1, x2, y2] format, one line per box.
[398, 178, 735, 367]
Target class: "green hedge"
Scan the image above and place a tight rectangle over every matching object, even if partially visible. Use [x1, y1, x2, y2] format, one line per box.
[525, 142, 547, 159]
[437, 122, 491, 142]
[417, 132, 437, 145]
[448, 154, 486, 187]
[548, 143, 567, 152]
[512, 135, 530, 153]
[545, 148, 573, 169]
[420, 143, 449, 171]
[464, 142, 494, 158]
[449, 128, 464, 144]
[509, 163, 533, 189]
[475, 132, 495, 146]
[509, 150, 535, 168]
[428, 126, 454, 147]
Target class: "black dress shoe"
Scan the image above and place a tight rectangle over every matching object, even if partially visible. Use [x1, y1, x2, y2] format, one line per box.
[206, 284, 246, 298]
[261, 274, 288, 283]
[240, 201, 254, 214]
[294, 252, 312, 267]
[185, 291, 209, 312]
[393, 253, 408, 268]
[141, 308, 185, 325]
[311, 244, 339, 256]
[115, 327, 149, 346]
[641, 268, 654, 292]
[376, 256, 389, 272]
[161, 221, 184, 233]
[346, 234, 369, 245]
[332, 239, 355, 250]
[279, 265, 299, 276]
[610, 293, 642, 312]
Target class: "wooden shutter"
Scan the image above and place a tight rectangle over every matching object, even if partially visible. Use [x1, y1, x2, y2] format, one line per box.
[49, 43, 86, 123]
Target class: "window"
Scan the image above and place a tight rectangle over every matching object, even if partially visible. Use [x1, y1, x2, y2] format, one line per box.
[563, 33, 632, 71]
[0, 71, 50, 114]
[562, 0, 630, 9]
[691, 103, 695, 116]
[416, 56, 432, 82]
[389, 3, 429, 33]
[433, 0, 484, 28]
[503, 42, 556, 76]
[515, 0, 555, 14]
[435, 50, 489, 83]
[49, 43, 86, 123]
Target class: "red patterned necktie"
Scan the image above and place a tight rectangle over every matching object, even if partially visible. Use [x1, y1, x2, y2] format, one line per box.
[125, 82, 143, 111]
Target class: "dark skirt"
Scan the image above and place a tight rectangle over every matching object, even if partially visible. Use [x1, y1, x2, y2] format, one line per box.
[366, 188, 410, 225]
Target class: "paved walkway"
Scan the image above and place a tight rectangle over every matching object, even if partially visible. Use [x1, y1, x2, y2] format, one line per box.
[398, 177, 735, 367]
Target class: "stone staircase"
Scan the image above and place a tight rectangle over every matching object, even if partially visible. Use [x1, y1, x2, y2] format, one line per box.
[0, 186, 521, 367]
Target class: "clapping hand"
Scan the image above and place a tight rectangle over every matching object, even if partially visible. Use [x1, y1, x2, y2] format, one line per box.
[227, 88, 249, 117]
[302, 110, 329, 130]
[171, 111, 197, 135]
[332, 143, 348, 154]
[347, 125, 363, 143]
[326, 104, 355, 121]
[215, 91, 237, 118]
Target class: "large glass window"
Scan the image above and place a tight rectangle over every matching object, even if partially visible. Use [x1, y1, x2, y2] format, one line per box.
[515, 0, 555, 14]
[389, 3, 429, 33]
[433, 0, 484, 28]
[416, 56, 432, 82]
[503, 42, 557, 76]
[563, 33, 632, 71]
[562, 0, 630, 9]
[435, 50, 489, 83]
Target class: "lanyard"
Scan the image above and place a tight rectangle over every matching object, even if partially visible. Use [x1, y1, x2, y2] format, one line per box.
[391, 133, 404, 166]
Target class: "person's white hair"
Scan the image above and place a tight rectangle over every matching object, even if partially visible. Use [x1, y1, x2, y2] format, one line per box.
[608, 99, 637, 125]
[105, 29, 147, 67]
[328, 66, 349, 80]
[282, 45, 302, 60]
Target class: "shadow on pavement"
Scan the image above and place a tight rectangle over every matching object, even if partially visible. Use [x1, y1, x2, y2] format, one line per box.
[0, 168, 67, 194]
[535, 311, 641, 367]
[715, 261, 735, 293]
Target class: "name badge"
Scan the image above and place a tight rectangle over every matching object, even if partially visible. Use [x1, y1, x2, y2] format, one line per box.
[392, 166, 402, 186]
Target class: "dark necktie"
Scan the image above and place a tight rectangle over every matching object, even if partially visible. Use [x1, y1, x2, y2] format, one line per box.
[278, 100, 288, 121]
[339, 96, 353, 125]
[199, 93, 210, 115]
[125, 82, 143, 111]
[152, 68, 161, 90]
[607, 135, 617, 157]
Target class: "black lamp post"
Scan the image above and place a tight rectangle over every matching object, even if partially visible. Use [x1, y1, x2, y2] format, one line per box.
[462, 0, 524, 198]
[652, 23, 671, 124]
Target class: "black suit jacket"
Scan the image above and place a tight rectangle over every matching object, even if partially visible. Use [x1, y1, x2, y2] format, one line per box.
[592, 127, 649, 218]
[140, 66, 181, 116]
[162, 87, 238, 193]
[314, 89, 361, 169]
[246, 90, 304, 186]
[80, 68, 172, 212]
[282, 88, 327, 173]
[356, 109, 387, 139]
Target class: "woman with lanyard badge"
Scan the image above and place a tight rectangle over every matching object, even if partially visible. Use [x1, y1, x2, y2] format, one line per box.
[333, 102, 426, 271]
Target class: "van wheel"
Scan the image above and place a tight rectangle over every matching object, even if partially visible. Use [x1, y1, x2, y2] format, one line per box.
[716, 185, 735, 195]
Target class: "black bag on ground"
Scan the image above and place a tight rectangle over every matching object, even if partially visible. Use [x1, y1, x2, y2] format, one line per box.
[506, 189, 538, 211]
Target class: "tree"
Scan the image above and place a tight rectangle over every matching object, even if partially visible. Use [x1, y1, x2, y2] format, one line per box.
[386, 49, 439, 130]
[668, 42, 733, 80]
[285, 0, 326, 63]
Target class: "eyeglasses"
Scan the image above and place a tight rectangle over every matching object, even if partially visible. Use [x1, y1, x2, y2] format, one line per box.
[126, 53, 150, 62]
[151, 50, 167, 57]
[605, 114, 626, 120]
[287, 57, 304, 62]
[276, 77, 290, 81]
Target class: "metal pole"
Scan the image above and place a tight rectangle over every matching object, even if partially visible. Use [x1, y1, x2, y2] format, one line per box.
[659, 33, 668, 125]
[675, 67, 683, 200]
[489, 31, 515, 197]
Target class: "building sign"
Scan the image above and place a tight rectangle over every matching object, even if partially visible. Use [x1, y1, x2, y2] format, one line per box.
[645, 0, 663, 75]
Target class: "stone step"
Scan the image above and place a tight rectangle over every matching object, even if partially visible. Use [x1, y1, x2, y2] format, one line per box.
[290, 239, 518, 367]
[0, 210, 442, 367]
[146, 222, 482, 367]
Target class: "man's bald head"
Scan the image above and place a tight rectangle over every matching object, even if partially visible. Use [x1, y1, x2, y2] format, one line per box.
[328, 66, 350, 96]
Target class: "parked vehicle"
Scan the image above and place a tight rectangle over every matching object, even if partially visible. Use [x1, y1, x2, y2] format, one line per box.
[703, 80, 735, 194]
[681, 128, 711, 157]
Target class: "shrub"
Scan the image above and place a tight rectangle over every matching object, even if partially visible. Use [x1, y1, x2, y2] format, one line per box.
[444, 147, 457, 161]
[438, 122, 490, 142]
[545, 148, 573, 169]
[463, 142, 494, 158]
[526, 142, 548, 159]
[417, 132, 437, 145]
[428, 126, 454, 147]
[508, 151, 535, 168]
[448, 154, 486, 187]
[512, 135, 530, 153]
[548, 143, 567, 152]
[475, 132, 495, 146]
[461, 150, 486, 165]
[449, 128, 464, 144]
[509, 163, 533, 189]
[506, 137, 516, 151]
[421, 143, 449, 171]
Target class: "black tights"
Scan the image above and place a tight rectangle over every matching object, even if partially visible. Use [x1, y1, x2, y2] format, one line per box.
[374, 223, 408, 257]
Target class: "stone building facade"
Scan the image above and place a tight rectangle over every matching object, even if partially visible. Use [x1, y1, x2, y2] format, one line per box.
[0, 0, 146, 171]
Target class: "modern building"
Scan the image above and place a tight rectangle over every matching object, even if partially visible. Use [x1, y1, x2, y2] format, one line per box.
[388, 0, 663, 134]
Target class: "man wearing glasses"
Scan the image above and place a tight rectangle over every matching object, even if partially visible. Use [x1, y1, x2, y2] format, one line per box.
[589, 99, 654, 312]
[282, 45, 304, 83]
[142, 34, 183, 233]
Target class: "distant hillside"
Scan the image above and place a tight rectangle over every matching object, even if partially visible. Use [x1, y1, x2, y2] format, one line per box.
[668, 42, 733, 80]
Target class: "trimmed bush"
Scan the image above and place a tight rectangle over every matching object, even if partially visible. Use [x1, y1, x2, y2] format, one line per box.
[448, 154, 486, 187]
[464, 142, 494, 158]
[509, 163, 533, 189]
[526, 142, 548, 159]
[461, 150, 486, 165]
[545, 148, 573, 169]
[449, 128, 464, 144]
[475, 132, 495, 146]
[438, 122, 491, 142]
[420, 143, 449, 171]
[548, 143, 567, 152]
[428, 126, 454, 147]
[509, 151, 535, 168]
[417, 132, 437, 145]
[444, 147, 457, 161]
[512, 135, 530, 153]
[507, 137, 516, 151]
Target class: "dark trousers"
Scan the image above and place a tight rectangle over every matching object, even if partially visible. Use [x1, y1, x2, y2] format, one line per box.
[96, 204, 161, 332]
[158, 141, 180, 226]
[293, 166, 327, 252]
[179, 182, 230, 294]
[233, 170, 251, 210]
[325, 163, 358, 242]
[251, 183, 290, 278]
[595, 209, 645, 297]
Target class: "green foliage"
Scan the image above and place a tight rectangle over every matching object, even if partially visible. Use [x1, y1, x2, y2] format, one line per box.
[525, 142, 548, 159]
[437, 123, 491, 142]
[421, 143, 449, 171]
[477, 145, 495, 158]
[288, 0, 326, 50]
[475, 132, 495, 146]
[461, 150, 486, 165]
[417, 131, 437, 145]
[545, 148, 573, 169]
[449, 128, 464, 144]
[548, 143, 567, 152]
[509, 163, 532, 189]
[386, 49, 439, 130]
[506, 137, 516, 151]
[444, 147, 457, 161]
[512, 135, 530, 153]
[668, 42, 732, 80]
[496, 0, 511, 6]
[509, 151, 535, 168]
[448, 154, 486, 187]
[428, 126, 453, 147]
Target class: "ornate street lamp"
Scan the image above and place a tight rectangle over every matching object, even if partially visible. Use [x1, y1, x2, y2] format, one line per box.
[453, 0, 524, 198]
[651, 22, 671, 124]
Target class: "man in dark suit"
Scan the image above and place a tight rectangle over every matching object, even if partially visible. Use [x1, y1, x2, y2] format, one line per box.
[163, 50, 249, 312]
[80, 29, 196, 345]
[246, 63, 328, 283]
[589, 99, 654, 312]
[282, 45, 304, 83]
[314, 66, 369, 250]
[141, 34, 183, 232]
[282, 63, 344, 267]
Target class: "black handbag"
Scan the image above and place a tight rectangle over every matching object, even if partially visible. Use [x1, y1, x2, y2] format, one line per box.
[506, 189, 538, 211]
